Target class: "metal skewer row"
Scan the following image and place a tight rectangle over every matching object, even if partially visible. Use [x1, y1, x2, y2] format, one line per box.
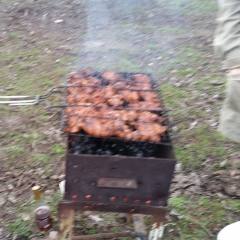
[0, 87, 65, 106]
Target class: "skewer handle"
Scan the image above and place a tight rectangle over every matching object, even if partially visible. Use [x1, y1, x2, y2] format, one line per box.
[0, 95, 40, 105]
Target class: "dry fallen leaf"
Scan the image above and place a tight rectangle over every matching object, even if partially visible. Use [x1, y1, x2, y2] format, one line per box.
[188, 120, 198, 130]
[54, 19, 64, 23]
[22, 214, 30, 221]
[88, 215, 104, 222]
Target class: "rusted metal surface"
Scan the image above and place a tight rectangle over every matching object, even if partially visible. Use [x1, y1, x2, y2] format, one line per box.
[71, 231, 134, 240]
[64, 153, 175, 208]
[97, 177, 138, 189]
[58, 200, 168, 216]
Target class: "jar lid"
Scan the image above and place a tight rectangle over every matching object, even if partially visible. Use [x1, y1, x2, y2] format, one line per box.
[35, 207, 50, 220]
[32, 186, 41, 200]
[32, 186, 40, 191]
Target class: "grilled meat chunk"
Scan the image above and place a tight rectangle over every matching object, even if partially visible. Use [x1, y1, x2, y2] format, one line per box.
[101, 71, 123, 82]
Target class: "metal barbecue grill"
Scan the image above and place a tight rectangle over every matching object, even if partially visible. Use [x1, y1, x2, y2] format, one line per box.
[58, 70, 176, 240]
[0, 69, 177, 240]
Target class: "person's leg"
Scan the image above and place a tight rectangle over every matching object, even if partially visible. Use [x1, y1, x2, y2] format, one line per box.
[214, 0, 240, 70]
[218, 73, 240, 142]
[214, 0, 240, 143]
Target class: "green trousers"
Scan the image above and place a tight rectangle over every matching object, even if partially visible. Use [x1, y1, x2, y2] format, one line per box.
[214, 0, 240, 143]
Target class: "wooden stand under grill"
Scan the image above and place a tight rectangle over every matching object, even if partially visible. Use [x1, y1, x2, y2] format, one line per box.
[58, 200, 167, 240]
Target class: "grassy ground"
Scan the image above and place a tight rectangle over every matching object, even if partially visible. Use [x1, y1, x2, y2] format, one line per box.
[0, 20, 68, 238]
[1, 0, 240, 239]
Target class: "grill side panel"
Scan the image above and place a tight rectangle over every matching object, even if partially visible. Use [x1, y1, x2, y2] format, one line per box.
[64, 153, 176, 207]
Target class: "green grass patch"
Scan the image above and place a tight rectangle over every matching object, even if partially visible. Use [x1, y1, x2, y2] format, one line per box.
[194, 75, 226, 96]
[4, 145, 26, 162]
[6, 190, 62, 238]
[0, 37, 69, 95]
[148, 44, 158, 51]
[48, 190, 63, 216]
[160, 26, 185, 34]
[50, 143, 65, 157]
[33, 154, 50, 164]
[160, 45, 202, 75]
[0, 29, 69, 172]
[161, 83, 189, 108]
[1, 131, 27, 167]
[161, 81, 238, 169]
[177, 68, 198, 76]
[6, 218, 34, 238]
[146, 25, 158, 31]
[2, 0, 18, 3]
[8, 32, 20, 39]
[175, 125, 236, 169]
[118, 57, 144, 72]
[6, 198, 36, 238]
[156, 0, 217, 16]
[167, 196, 237, 239]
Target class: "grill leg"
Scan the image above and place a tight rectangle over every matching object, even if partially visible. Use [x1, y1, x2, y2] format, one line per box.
[148, 215, 165, 240]
[132, 214, 148, 240]
[58, 201, 75, 240]
[57, 201, 167, 240]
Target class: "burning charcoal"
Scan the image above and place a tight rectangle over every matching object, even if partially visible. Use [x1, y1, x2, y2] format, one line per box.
[127, 145, 139, 156]
[71, 141, 79, 147]
[88, 150, 94, 155]
[80, 149, 87, 154]
[144, 150, 154, 158]
[105, 150, 112, 156]
[109, 143, 119, 153]
[136, 152, 144, 157]
[76, 136, 84, 142]
[96, 149, 103, 155]
[118, 148, 125, 155]
[75, 146, 82, 152]
[74, 150, 81, 155]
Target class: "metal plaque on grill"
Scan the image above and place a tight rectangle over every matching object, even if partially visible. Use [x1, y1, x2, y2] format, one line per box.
[97, 177, 138, 189]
